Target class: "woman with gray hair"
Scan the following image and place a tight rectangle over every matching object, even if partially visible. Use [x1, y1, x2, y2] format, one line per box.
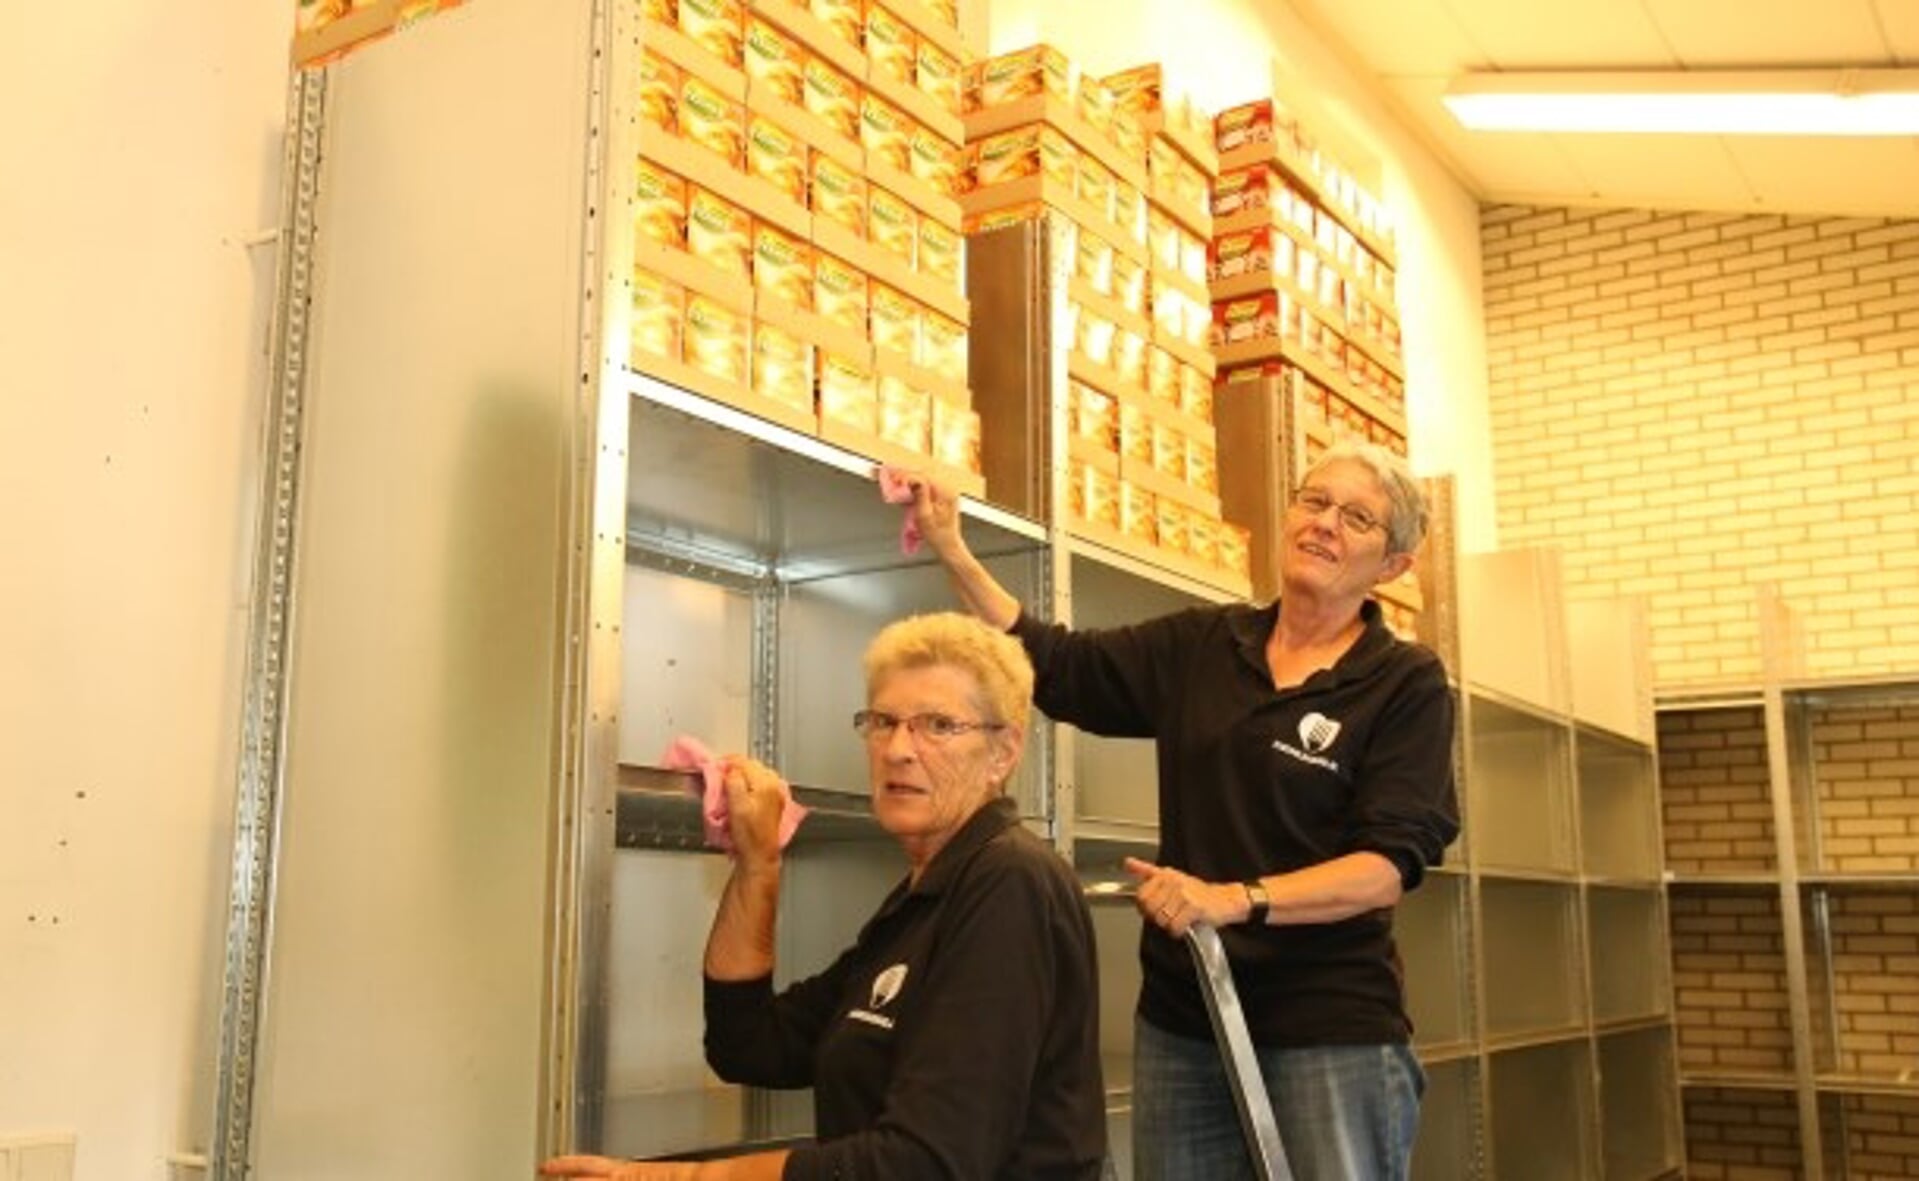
[543, 612, 1105, 1181]
[903, 440, 1459, 1181]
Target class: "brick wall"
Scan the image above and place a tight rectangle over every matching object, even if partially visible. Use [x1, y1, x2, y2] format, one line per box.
[1828, 1094, 1919, 1180]
[1670, 889, 1794, 1077]
[1659, 707, 1776, 874]
[1480, 205, 1919, 688]
[1683, 1086, 1802, 1180]
[1810, 701, 1919, 873]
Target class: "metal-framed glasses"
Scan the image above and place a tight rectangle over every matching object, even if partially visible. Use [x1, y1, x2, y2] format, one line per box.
[852, 710, 1005, 743]
[1289, 486, 1385, 535]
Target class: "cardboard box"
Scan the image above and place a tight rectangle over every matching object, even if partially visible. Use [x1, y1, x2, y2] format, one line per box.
[1076, 306, 1115, 367]
[1149, 138, 1179, 192]
[631, 267, 685, 362]
[1219, 523, 1252, 582]
[908, 125, 960, 196]
[1186, 436, 1218, 497]
[1070, 381, 1119, 453]
[753, 319, 815, 413]
[916, 41, 962, 117]
[743, 16, 804, 106]
[860, 93, 912, 173]
[678, 0, 743, 67]
[1073, 230, 1114, 295]
[1180, 228, 1208, 287]
[973, 44, 1070, 110]
[1069, 462, 1121, 529]
[1213, 163, 1276, 219]
[1174, 157, 1209, 214]
[811, 152, 868, 237]
[803, 56, 861, 142]
[634, 158, 687, 248]
[1151, 420, 1188, 481]
[1212, 292, 1275, 348]
[1103, 63, 1161, 121]
[869, 283, 921, 360]
[1147, 347, 1177, 406]
[869, 184, 919, 270]
[877, 375, 931, 453]
[1180, 364, 1213, 422]
[970, 124, 1076, 191]
[1076, 75, 1115, 139]
[1154, 497, 1189, 555]
[1215, 98, 1275, 154]
[1077, 154, 1116, 224]
[1119, 480, 1156, 544]
[865, 5, 916, 85]
[808, 0, 864, 47]
[1188, 513, 1219, 566]
[680, 75, 745, 170]
[1210, 226, 1269, 282]
[641, 0, 678, 24]
[921, 0, 958, 26]
[931, 399, 980, 474]
[746, 114, 808, 206]
[1115, 329, 1147, 389]
[818, 350, 877, 430]
[1112, 181, 1145, 243]
[1147, 207, 1179, 272]
[1111, 252, 1145, 315]
[752, 221, 813, 309]
[639, 52, 682, 135]
[686, 186, 753, 276]
[1151, 282, 1184, 338]
[685, 292, 749, 384]
[814, 252, 869, 334]
[919, 310, 967, 384]
[918, 217, 962, 288]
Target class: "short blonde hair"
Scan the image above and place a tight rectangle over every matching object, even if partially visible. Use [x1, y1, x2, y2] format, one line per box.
[1302, 440, 1430, 556]
[863, 612, 1034, 736]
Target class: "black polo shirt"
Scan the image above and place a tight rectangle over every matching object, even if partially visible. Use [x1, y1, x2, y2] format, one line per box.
[1012, 598, 1459, 1047]
[704, 796, 1105, 1180]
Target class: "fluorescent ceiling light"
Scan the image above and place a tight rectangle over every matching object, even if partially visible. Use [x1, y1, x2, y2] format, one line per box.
[1444, 68, 1919, 135]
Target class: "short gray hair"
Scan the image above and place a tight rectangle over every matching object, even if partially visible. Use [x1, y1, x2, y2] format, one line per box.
[1301, 440, 1429, 556]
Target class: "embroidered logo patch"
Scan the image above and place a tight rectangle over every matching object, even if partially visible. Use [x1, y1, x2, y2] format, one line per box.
[1298, 712, 1341, 754]
[850, 963, 910, 1030]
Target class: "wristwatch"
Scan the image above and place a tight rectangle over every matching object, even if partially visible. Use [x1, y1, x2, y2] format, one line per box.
[1242, 879, 1271, 925]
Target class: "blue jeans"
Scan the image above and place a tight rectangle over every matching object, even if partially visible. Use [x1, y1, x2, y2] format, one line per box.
[1132, 1016, 1425, 1181]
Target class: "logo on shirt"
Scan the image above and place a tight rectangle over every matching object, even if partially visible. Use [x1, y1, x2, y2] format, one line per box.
[1273, 711, 1343, 772]
[849, 963, 909, 1030]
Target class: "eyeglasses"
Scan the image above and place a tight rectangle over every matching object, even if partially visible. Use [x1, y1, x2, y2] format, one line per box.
[852, 710, 1005, 743]
[1289, 487, 1386, 535]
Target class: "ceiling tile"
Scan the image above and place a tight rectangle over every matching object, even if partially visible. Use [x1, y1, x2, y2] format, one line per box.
[1548, 133, 1756, 209]
[1644, 0, 1888, 66]
[1441, 0, 1678, 68]
[1292, 0, 1491, 75]
[1722, 136, 1919, 217]
[1873, 0, 1919, 62]
[1384, 76, 1591, 196]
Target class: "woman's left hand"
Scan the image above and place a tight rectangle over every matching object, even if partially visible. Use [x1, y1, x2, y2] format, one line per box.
[540, 1155, 698, 1180]
[1123, 857, 1249, 936]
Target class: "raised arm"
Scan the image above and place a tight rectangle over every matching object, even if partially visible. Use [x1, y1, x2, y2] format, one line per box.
[907, 474, 1021, 631]
[703, 757, 786, 981]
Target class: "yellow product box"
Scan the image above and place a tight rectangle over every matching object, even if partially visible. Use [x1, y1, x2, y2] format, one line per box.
[803, 56, 861, 142]
[1112, 181, 1145, 242]
[1187, 513, 1219, 567]
[916, 41, 963, 117]
[634, 158, 687, 248]
[1103, 63, 1161, 120]
[968, 124, 1061, 191]
[1180, 229, 1208, 287]
[877, 376, 932, 453]
[686, 186, 753, 276]
[921, 0, 958, 27]
[1174, 158, 1209, 216]
[1114, 329, 1147, 389]
[908, 126, 960, 196]
[1179, 365, 1213, 423]
[1119, 480, 1157, 545]
[685, 293, 749, 385]
[918, 218, 962, 288]
[1186, 436, 1219, 497]
[753, 319, 815, 414]
[1147, 346, 1177, 406]
[1182, 288, 1211, 347]
[811, 152, 869, 237]
[869, 185, 919, 270]
[1076, 307, 1115, 367]
[1119, 401, 1152, 465]
[1219, 522, 1252, 582]
[814, 252, 869, 334]
[640, 0, 678, 24]
[807, 0, 864, 48]
[1210, 227, 1265, 282]
[1076, 75, 1115, 139]
[1111, 252, 1146, 315]
[919, 310, 967, 384]
[1069, 462, 1121, 530]
[864, 5, 917, 86]
[753, 222, 814, 310]
[743, 15, 804, 107]
[1151, 421, 1187, 481]
[1076, 154, 1116, 224]
[1147, 207, 1179, 272]
[631, 267, 685, 362]
[680, 75, 745, 170]
[975, 44, 1071, 110]
[1151, 282, 1184, 339]
[869, 283, 922, 360]
[1149, 137, 1179, 192]
[1070, 381, 1118, 452]
[860, 93, 913, 173]
[818, 350, 877, 430]
[931, 399, 981, 474]
[963, 201, 1039, 235]
[746, 114, 808, 207]
[1154, 497, 1189, 555]
[678, 0, 743, 68]
[1215, 98, 1277, 154]
[639, 52, 681, 135]
[1073, 229, 1114, 295]
[1111, 110, 1145, 161]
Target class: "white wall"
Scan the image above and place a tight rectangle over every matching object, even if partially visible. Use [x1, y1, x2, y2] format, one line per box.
[975, 0, 1498, 550]
[0, 3, 292, 1177]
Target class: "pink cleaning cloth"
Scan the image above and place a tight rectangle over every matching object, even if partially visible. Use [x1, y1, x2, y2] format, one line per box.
[875, 464, 923, 555]
[659, 735, 808, 852]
